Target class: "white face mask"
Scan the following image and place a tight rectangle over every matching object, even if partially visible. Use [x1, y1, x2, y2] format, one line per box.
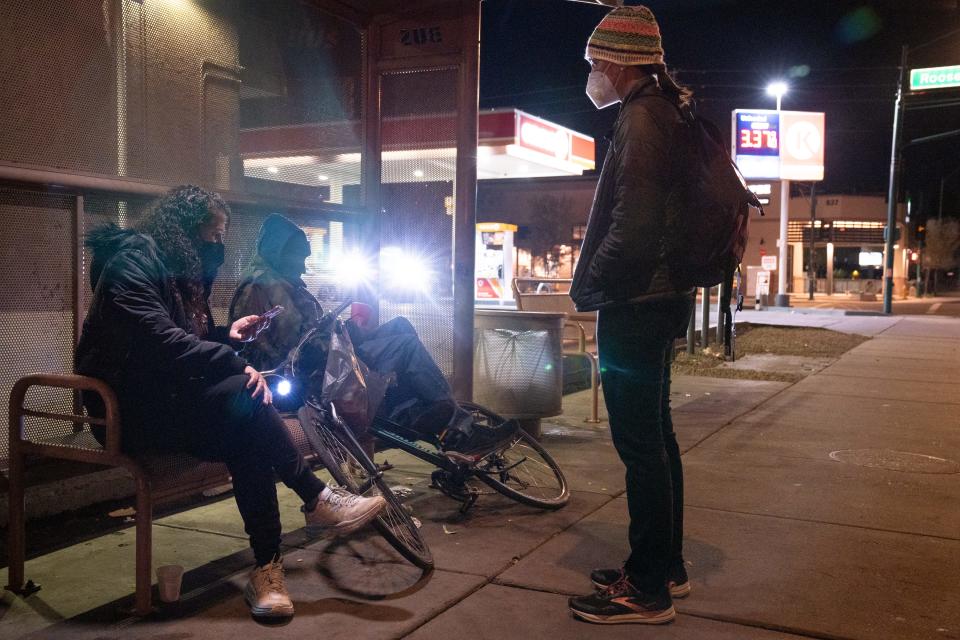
[586, 69, 620, 109]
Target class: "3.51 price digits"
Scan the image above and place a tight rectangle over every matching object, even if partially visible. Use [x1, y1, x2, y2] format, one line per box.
[739, 128, 778, 150]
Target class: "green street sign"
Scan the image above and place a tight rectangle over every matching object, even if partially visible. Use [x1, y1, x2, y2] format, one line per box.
[910, 65, 960, 91]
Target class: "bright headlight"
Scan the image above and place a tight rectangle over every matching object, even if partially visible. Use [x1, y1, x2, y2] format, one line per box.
[336, 251, 376, 286]
[276, 379, 292, 396]
[381, 247, 432, 292]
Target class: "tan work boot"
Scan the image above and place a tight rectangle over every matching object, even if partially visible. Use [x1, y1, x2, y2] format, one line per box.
[244, 557, 294, 618]
[303, 488, 386, 536]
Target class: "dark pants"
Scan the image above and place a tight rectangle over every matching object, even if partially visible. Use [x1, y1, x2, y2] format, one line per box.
[353, 316, 461, 435]
[122, 374, 326, 566]
[597, 294, 693, 593]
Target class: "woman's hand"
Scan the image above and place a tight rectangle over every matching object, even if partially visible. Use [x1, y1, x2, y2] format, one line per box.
[231, 315, 269, 343]
[243, 366, 272, 405]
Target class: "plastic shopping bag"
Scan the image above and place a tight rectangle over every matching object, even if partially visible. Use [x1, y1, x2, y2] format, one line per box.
[320, 322, 389, 431]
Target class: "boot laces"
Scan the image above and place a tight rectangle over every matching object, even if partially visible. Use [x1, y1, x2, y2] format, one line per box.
[603, 574, 633, 597]
[257, 562, 286, 594]
[326, 488, 362, 510]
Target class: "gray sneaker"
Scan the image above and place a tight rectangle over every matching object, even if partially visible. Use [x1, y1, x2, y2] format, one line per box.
[302, 488, 385, 536]
[244, 558, 294, 618]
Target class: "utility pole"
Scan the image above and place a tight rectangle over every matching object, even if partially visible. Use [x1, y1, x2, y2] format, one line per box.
[883, 46, 909, 315]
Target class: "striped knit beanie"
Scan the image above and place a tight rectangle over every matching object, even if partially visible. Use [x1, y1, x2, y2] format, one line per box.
[585, 5, 664, 66]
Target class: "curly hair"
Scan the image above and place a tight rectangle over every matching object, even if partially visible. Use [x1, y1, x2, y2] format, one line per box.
[138, 185, 231, 316]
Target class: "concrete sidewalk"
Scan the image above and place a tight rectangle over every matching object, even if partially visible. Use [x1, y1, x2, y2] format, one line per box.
[3, 315, 959, 639]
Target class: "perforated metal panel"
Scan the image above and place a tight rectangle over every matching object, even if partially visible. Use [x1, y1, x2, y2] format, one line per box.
[473, 313, 564, 418]
[0, 1, 118, 175]
[1, 0, 364, 203]
[378, 68, 459, 378]
[0, 188, 77, 450]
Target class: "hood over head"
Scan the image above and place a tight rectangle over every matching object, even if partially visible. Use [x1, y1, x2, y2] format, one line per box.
[85, 223, 155, 291]
[255, 214, 311, 282]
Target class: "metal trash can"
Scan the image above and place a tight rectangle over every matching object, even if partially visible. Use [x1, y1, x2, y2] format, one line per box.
[473, 310, 565, 435]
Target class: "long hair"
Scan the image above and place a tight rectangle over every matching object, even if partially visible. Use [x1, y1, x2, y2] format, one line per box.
[137, 185, 230, 319]
[642, 63, 693, 108]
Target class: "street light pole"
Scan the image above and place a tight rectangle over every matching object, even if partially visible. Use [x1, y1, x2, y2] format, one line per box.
[767, 81, 791, 308]
[808, 182, 817, 300]
[883, 46, 908, 315]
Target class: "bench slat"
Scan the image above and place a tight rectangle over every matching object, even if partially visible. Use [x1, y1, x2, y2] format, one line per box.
[22, 409, 106, 426]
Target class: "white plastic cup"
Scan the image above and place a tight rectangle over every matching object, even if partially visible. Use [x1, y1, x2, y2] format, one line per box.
[156, 564, 184, 603]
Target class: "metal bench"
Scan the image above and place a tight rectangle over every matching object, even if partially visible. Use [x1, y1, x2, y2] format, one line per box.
[6, 373, 313, 615]
[512, 278, 601, 424]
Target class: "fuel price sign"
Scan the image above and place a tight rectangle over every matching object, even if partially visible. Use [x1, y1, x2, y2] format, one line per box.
[732, 109, 824, 181]
[736, 112, 779, 156]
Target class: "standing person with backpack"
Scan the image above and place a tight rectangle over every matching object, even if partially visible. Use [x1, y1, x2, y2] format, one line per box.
[568, 6, 695, 625]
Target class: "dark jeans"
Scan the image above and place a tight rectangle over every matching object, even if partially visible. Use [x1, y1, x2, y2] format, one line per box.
[597, 294, 693, 593]
[122, 374, 326, 566]
[352, 316, 461, 435]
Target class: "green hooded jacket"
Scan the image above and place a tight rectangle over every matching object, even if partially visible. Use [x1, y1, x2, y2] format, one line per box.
[229, 215, 327, 373]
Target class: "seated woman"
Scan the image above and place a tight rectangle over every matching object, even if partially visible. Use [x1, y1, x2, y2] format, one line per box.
[76, 186, 385, 620]
[229, 214, 517, 455]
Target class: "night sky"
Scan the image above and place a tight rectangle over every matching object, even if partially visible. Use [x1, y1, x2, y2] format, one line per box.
[480, 0, 960, 220]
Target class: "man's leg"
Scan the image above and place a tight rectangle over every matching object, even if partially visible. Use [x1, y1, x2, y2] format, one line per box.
[596, 303, 674, 594]
[355, 317, 452, 406]
[356, 317, 517, 452]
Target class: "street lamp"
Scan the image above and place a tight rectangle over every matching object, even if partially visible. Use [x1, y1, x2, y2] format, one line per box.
[766, 81, 789, 111]
[767, 80, 791, 307]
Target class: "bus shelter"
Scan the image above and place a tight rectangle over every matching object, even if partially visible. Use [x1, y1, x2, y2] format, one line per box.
[0, 0, 615, 485]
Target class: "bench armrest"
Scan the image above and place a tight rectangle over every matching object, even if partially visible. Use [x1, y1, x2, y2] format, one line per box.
[9, 373, 122, 455]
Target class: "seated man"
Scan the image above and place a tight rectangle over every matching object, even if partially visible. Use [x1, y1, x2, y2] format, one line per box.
[77, 186, 385, 620]
[229, 214, 517, 455]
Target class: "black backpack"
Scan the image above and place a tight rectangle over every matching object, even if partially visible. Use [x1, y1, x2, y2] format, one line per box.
[662, 102, 763, 290]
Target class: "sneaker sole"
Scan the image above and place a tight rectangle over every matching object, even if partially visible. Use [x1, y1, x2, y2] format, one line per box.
[571, 605, 676, 625]
[590, 579, 691, 599]
[305, 496, 386, 537]
[669, 581, 692, 598]
[243, 585, 295, 618]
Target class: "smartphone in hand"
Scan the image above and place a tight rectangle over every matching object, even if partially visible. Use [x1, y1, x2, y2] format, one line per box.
[260, 305, 284, 321]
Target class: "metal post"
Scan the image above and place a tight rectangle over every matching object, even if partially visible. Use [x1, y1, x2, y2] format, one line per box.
[808, 182, 817, 300]
[775, 178, 791, 306]
[884, 46, 909, 315]
[716, 279, 726, 346]
[700, 287, 710, 347]
[451, 3, 481, 400]
[686, 296, 696, 355]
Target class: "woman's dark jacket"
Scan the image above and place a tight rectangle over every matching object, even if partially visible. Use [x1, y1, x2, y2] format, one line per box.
[570, 79, 689, 312]
[75, 225, 247, 447]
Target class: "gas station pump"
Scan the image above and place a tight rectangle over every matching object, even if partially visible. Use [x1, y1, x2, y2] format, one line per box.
[475, 222, 517, 305]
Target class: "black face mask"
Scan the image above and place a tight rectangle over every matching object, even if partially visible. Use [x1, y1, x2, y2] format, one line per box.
[197, 241, 225, 290]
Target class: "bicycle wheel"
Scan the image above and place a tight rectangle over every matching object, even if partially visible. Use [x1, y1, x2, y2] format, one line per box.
[299, 404, 434, 571]
[460, 402, 570, 510]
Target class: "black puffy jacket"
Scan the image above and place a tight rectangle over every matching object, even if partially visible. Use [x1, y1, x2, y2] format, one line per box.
[76, 225, 247, 442]
[570, 79, 688, 312]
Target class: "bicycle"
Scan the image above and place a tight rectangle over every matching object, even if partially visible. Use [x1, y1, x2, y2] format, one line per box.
[262, 300, 571, 569]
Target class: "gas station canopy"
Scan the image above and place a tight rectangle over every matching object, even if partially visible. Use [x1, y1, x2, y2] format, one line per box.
[241, 109, 595, 187]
